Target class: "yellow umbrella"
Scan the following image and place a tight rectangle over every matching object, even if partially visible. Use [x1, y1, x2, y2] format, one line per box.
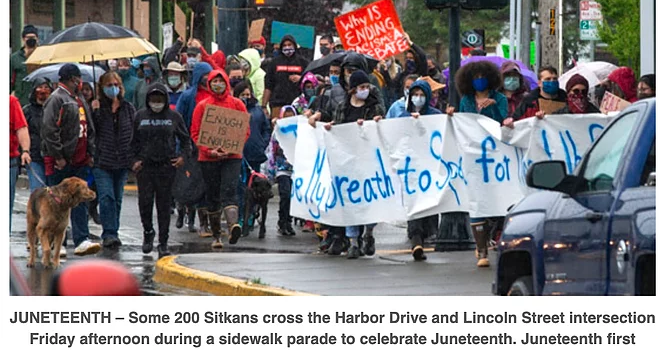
[25, 37, 160, 66]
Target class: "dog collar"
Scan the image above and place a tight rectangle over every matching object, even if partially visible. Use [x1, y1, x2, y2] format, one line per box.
[247, 171, 268, 188]
[46, 187, 63, 204]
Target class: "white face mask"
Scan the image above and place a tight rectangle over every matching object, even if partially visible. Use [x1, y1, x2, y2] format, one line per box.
[148, 102, 165, 113]
[411, 95, 426, 108]
[404, 89, 410, 98]
[355, 88, 370, 100]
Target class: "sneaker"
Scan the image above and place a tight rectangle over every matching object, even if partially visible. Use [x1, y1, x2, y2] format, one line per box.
[347, 245, 361, 259]
[228, 225, 242, 245]
[102, 237, 122, 249]
[211, 237, 223, 249]
[142, 230, 156, 254]
[198, 226, 213, 238]
[319, 234, 333, 252]
[157, 244, 172, 258]
[188, 223, 197, 233]
[285, 225, 296, 236]
[361, 235, 376, 256]
[327, 237, 348, 256]
[477, 258, 490, 268]
[60, 248, 67, 258]
[74, 240, 102, 256]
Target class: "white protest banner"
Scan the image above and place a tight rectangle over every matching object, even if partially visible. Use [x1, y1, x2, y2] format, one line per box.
[275, 114, 612, 226]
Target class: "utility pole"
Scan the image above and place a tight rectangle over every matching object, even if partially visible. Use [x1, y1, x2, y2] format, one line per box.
[53, 0, 66, 32]
[114, 0, 126, 27]
[11, 0, 24, 51]
[448, 6, 460, 108]
[219, 0, 248, 57]
[519, 0, 532, 67]
[538, 0, 559, 69]
[149, 0, 163, 52]
[509, 0, 516, 60]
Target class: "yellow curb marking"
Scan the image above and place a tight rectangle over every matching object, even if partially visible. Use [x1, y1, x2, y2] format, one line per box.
[153, 255, 315, 296]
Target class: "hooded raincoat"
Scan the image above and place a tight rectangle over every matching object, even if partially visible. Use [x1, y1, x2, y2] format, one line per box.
[176, 62, 213, 131]
[133, 57, 163, 111]
[238, 48, 266, 99]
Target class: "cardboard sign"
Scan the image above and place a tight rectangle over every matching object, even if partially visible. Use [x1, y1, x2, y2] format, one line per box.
[248, 19, 266, 43]
[132, 0, 150, 40]
[539, 99, 567, 114]
[600, 91, 631, 114]
[270, 21, 315, 49]
[174, 4, 187, 38]
[196, 105, 250, 155]
[334, 0, 409, 61]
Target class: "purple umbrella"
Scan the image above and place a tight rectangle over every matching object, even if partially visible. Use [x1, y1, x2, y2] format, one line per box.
[442, 56, 538, 91]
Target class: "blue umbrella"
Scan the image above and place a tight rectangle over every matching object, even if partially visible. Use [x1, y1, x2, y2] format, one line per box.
[24, 63, 106, 84]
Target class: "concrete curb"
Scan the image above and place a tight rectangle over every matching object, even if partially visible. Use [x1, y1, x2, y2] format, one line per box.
[153, 256, 315, 296]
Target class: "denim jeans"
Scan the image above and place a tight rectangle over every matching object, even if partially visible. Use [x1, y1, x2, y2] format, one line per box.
[92, 168, 128, 240]
[28, 161, 46, 193]
[346, 224, 377, 238]
[10, 158, 19, 232]
[48, 164, 90, 247]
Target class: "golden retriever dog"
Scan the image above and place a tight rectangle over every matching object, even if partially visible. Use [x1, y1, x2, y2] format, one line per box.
[26, 177, 96, 269]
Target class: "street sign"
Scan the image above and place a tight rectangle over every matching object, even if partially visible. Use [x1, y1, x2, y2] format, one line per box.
[580, 20, 600, 40]
[580, 0, 603, 21]
[461, 29, 484, 56]
[162, 23, 173, 52]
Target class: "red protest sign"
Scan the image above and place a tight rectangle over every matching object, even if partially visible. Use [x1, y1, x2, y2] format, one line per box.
[334, 0, 409, 61]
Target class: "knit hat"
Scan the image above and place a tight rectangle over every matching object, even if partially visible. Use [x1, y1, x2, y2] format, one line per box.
[58, 63, 81, 81]
[608, 67, 638, 102]
[501, 61, 521, 74]
[349, 70, 369, 89]
[566, 73, 590, 92]
[22, 25, 38, 38]
[249, 37, 266, 47]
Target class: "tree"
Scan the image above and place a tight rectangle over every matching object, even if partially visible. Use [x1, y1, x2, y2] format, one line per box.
[597, 0, 640, 76]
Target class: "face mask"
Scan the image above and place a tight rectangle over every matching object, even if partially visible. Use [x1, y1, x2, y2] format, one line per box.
[406, 60, 416, 72]
[404, 89, 410, 98]
[472, 77, 489, 92]
[304, 88, 316, 98]
[143, 68, 153, 78]
[229, 78, 242, 89]
[319, 46, 330, 56]
[26, 38, 37, 48]
[344, 74, 351, 86]
[428, 68, 438, 76]
[256, 48, 264, 57]
[504, 77, 520, 91]
[148, 102, 164, 113]
[329, 75, 339, 86]
[118, 68, 130, 78]
[35, 88, 50, 103]
[240, 97, 249, 105]
[567, 93, 589, 114]
[542, 80, 560, 95]
[108, 60, 118, 71]
[167, 76, 182, 88]
[355, 88, 369, 100]
[210, 82, 227, 94]
[103, 86, 120, 99]
[282, 47, 295, 57]
[411, 95, 426, 108]
[186, 57, 197, 69]
[272, 50, 280, 57]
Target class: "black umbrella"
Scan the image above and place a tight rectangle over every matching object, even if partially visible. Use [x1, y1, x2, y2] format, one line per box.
[305, 51, 379, 76]
[24, 63, 106, 84]
[46, 22, 140, 44]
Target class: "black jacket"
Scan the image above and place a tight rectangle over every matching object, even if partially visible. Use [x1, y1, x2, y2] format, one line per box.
[130, 83, 191, 165]
[93, 96, 136, 170]
[242, 97, 272, 164]
[512, 87, 568, 120]
[41, 84, 96, 163]
[264, 35, 309, 107]
[23, 77, 51, 163]
[333, 90, 386, 125]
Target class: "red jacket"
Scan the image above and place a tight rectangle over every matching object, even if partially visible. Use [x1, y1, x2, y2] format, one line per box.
[190, 69, 250, 162]
[200, 47, 226, 72]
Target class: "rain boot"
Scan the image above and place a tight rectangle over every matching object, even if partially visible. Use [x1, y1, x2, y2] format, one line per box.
[411, 233, 426, 261]
[175, 204, 186, 229]
[157, 232, 171, 258]
[472, 221, 490, 267]
[198, 208, 212, 238]
[327, 228, 348, 256]
[224, 206, 242, 245]
[361, 226, 376, 256]
[208, 210, 224, 248]
[187, 207, 197, 233]
[142, 229, 156, 254]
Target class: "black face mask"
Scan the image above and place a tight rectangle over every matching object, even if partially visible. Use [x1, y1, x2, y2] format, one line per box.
[26, 38, 37, 48]
[320, 46, 330, 56]
[428, 67, 438, 76]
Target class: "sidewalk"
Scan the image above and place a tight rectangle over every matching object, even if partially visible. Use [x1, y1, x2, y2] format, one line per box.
[154, 245, 496, 296]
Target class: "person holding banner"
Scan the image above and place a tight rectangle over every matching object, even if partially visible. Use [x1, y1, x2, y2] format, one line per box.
[262, 35, 309, 119]
[385, 74, 418, 119]
[454, 61, 508, 268]
[510, 66, 566, 123]
[396, 79, 443, 261]
[319, 70, 385, 259]
[499, 61, 529, 120]
[190, 69, 250, 248]
[555, 74, 600, 114]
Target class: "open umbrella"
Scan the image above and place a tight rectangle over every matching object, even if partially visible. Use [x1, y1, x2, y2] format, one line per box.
[442, 56, 538, 90]
[25, 22, 160, 99]
[559, 61, 618, 89]
[305, 51, 379, 76]
[23, 63, 106, 84]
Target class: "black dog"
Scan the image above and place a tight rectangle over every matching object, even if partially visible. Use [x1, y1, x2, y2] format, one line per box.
[242, 172, 273, 238]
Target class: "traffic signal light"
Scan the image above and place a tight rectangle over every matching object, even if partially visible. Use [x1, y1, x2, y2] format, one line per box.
[250, 0, 284, 8]
[425, 0, 508, 10]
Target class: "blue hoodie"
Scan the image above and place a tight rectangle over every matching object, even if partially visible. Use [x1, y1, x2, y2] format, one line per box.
[242, 97, 272, 164]
[397, 80, 442, 117]
[175, 62, 212, 130]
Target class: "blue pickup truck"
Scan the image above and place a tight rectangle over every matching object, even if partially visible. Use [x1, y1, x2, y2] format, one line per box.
[494, 98, 655, 296]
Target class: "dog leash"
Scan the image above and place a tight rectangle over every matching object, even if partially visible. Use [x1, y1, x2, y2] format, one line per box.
[25, 163, 62, 204]
[241, 158, 268, 188]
